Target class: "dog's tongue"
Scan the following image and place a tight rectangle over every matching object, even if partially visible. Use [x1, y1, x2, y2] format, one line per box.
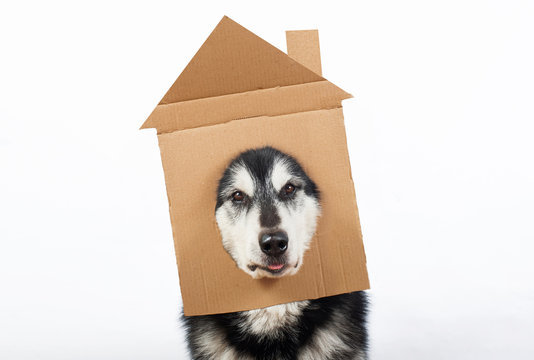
[268, 264, 284, 270]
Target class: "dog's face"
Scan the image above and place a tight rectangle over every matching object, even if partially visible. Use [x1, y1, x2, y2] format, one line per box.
[215, 147, 320, 279]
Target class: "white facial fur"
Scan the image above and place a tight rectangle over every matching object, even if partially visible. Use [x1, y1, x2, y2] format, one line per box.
[215, 157, 321, 279]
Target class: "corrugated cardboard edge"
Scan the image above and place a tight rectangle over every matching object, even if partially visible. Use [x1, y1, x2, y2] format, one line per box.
[141, 81, 351, 134]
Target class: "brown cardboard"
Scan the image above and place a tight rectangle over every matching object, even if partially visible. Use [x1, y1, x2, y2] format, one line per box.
[141, 16, 369, 316]
[286, 30, 323, 76]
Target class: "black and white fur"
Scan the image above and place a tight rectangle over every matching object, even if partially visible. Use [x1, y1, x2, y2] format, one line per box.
[183, 146, 368, 359]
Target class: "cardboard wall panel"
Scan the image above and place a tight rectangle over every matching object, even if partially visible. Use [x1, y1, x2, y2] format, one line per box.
[157, 108, 369, 315]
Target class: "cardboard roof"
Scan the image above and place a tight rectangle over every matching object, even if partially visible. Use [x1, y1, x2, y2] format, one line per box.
[141, 16, 351, 133]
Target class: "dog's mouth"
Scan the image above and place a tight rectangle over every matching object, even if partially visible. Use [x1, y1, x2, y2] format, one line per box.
[247, 262, 286, 275]
[247, 260, 299, 276]
[262, 263, 287, 275]
[266, 263, 285, 271]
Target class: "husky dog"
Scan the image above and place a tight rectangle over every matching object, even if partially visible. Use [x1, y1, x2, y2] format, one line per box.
[183, 146, 368, 360]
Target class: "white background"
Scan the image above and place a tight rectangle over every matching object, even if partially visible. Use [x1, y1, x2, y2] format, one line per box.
[1, 1, 533, 359]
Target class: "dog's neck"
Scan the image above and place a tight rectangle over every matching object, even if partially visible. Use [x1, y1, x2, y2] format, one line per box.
[240, 300, 309, 336]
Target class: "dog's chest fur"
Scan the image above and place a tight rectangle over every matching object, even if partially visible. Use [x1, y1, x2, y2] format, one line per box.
[183, 292, 368, 360]
[240, 301, 309, 337]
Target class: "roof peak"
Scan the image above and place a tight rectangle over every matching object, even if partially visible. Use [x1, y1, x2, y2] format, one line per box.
[159, 16, 325, 104]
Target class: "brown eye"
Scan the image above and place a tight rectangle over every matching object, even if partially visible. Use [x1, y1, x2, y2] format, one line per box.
[232, 191, 245, 202]
[284, 183, 296, 195]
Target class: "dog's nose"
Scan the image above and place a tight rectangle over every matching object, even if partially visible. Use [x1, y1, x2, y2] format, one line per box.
[259, 231, 288, 257]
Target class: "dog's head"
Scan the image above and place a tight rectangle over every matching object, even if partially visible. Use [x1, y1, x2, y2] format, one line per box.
[215, 146, 321, 279]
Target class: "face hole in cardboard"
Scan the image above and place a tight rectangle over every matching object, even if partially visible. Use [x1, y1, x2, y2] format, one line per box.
[214, 146, 321, 280]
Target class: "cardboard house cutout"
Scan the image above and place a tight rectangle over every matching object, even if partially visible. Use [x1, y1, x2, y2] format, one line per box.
[141, 16, 369, 316]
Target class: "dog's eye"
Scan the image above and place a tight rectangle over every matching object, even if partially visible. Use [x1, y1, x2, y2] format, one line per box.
[284, 183, 296, 195]
[232, 191, 245, 202]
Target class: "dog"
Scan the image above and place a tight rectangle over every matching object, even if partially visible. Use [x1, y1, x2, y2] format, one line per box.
[182, 146, 368, 359]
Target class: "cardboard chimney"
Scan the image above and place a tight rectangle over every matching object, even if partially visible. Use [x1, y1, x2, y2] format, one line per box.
[141, 16, 369, 316]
